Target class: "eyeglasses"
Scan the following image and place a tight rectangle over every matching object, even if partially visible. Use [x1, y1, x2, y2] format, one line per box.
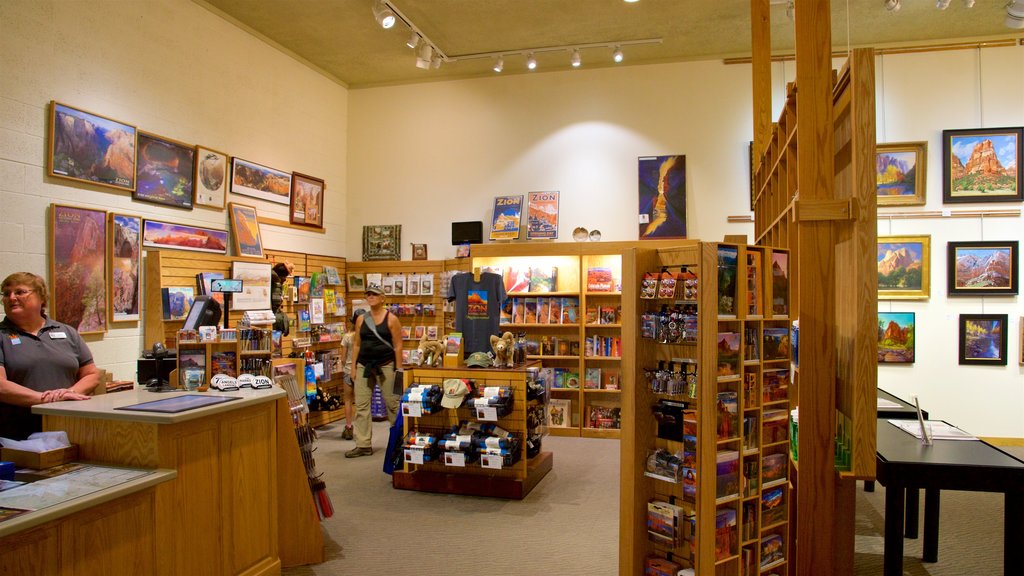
[1, 289, 34, 300]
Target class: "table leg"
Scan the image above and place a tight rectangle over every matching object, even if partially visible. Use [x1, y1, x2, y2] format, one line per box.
[864, 480, 875, 492]
[884, 482, 906, 576]
[1006, 490, 1023, 576]
[923, 488, 940, 562]
[904, 487, 919, 539]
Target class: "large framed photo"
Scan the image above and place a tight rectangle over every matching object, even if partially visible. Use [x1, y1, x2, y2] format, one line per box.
[142, 220, 228, 254]
[49, 101, 137, 192]
[877, 141, 927, 207]
[231, 157, 291, 205]
[290, 172, 325, 229]
[638, 155, 687, 239]
[947, 240, 1018, 296]
[51, 204, 107, 335]
[193, 145, 229, 209]
[134, 132, 195, 209]
[229, 202, 264, 258]
[526, 191, 559, 240]
[490, 195, 523, 241]
[877, 235, 931, 300]
[231, 261, 272, 311]
[109, 213, 141, 323]
[942, 239, 1015, 295]
[877, 312, 915, 364]
[362, 225, 401, 261]
[958, 314, 1008, 366]
[943, 127, 1023, 204]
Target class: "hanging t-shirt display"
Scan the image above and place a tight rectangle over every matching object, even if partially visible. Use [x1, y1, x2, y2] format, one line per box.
[448, 272, 506, 356]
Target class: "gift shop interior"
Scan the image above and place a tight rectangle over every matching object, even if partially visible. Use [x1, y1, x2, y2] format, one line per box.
[2, 1, 1024, 575]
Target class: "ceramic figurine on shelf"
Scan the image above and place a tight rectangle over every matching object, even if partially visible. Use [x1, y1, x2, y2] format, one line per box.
[490, 331, 515, 369]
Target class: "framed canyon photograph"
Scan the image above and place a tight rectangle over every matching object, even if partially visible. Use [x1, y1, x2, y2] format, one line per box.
[49, 101, 137, 192]
[109, 213, 141, 323]
[51, 204, 107, 334]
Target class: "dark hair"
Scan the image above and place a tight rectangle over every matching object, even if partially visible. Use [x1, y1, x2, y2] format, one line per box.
[350, 309, 366, 325]
[272, 262, 292, 279]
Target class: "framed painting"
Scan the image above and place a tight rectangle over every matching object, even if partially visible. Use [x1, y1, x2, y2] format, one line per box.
[290, 172, 325, 229]
[638, 155, 687, 239]
[362, 225, 401, 261]
[142, 220, 228, 254]
[490, 195, 523, 240]
[193, 145, 229, 209]
[347, 273, 365, 292]
[958, 314, 1008, 366]
[109, 213, 141, 323]
[51, 204, 107, 335]
[942, 127, 1023, 204]
[134, 132, 195, 209]
[877, 141, 927, 207]
[877, 235, 931, 300]
[411, 243, 427, 260]
[947, 240, 1018, 296]
[48, 101, 137, 192]
[1020, 318, 1024, 366]
[229, 202, 264, 258]
[749, 141, 756, 211]
[231, 261, 272, 311]
[231, 157, 291, 205]
[526, 191, 559, 240]
[877, 312, 915, 363]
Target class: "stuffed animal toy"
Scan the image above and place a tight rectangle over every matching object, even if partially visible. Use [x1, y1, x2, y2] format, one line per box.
[490, 331, 516, 369]
[418, 334, 445, 367]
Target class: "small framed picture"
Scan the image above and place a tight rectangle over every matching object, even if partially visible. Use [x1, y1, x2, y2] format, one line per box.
[229, 202, 264, 258]
[877, 235, 931, 300]
[942, 127, 1023, 204]
[877, 312, 915, 364]
[876, 141, 927, 207]
[958, 314, 1008, 366]
[947, 240, 1018, 296]
[194, 145, 229, 209]
[290, 172, 325, 229]
[412, 243, 427, 260]
[134, 132, 195, 209]
[456, 243, 471, 258]
[1019, 318, 1024, 366]
[347, 273, 365, 292]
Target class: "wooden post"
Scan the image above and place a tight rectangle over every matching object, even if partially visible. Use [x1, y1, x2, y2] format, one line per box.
[751, 0, 772, 158]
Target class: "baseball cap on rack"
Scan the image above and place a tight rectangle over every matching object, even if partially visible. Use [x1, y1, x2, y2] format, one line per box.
[465, 351, 493, 368]
[440, 378, 472, 409]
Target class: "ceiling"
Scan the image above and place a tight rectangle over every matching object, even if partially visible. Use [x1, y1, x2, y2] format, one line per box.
[199, 0, 1022, 89]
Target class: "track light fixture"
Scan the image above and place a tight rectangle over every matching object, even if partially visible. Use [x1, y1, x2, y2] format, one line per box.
[493, 56, 504, 73]
[936, 0, 951, 9]
[372, 0, 396, 29]
[1008, 1, 1024, 29]
[415, 44, 433, 70]
[406, 32, 420, 49]
[526, 53, 537, 70]
[570, 49, 581, 68]
[884, 0, 901, 12]
[612, 46, 624, 63]
[963, 0, 975, 6]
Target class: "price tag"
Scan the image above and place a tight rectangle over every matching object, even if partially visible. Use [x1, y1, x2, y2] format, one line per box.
[481, 454, 503, 469]
[444, 452, 466, 467]
[476, 406, 498, 421]
[403, 402, 423, 417]
[404, 449, 424, 465]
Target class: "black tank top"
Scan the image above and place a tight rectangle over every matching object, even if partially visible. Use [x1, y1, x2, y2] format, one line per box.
[358, 311, 394, 367]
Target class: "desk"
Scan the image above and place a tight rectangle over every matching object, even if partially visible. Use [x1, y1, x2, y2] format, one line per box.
[874, 419, 1024, 576]
[876, 388, 928, 421]
[867, 388, 930, 536]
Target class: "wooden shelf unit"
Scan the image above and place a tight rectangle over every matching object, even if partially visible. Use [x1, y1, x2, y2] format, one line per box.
[393, 364, 552, 499]
[176, 330, 273, 389]
[620, 241, 794, 576]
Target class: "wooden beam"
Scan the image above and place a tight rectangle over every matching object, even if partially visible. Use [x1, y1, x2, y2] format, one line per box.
[723, 37, 1020, 65]
[796, 198, 853, 222]
[751, 0, 772, 158]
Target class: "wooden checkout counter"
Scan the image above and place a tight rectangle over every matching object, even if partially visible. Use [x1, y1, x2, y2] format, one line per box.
[0, 388, 323, 575]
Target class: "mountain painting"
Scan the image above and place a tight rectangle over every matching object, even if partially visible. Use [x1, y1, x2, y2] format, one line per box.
[876, 142, 926, 206]
[877, 236, 930, 299]
[959, 314, 1008, 366]
[944, 128, 1023, 203]
[878, 312, 915, 363]
[948, 241, 1018, 296]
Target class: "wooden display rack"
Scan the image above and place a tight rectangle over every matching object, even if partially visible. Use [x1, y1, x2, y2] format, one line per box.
[176, 329, 273, 389]
[393, 364, 553, 499]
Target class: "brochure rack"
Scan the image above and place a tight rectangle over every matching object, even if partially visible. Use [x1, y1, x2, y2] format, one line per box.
[394, 363, 552, 499]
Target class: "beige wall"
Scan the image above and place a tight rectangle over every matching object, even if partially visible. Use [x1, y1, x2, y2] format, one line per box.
[0, 0, 349, 381]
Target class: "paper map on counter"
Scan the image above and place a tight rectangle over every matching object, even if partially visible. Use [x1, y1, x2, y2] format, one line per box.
[0, 465, 150, 514]
[888, 419, 977, 441]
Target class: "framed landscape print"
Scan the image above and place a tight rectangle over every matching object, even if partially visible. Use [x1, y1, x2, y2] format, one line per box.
[877, 312, 915, 363]
[877, 235, 931, 300]
[290, 172, 325, 228]
[229, 202, 264, 258]
[638, 155, 687, 239]
[411, 243, 427, 260]
[51, 204, 107, 335]
[142, 220, 228, 254]
[876, 141, 927, 207]
[134, 132, 195, 209]
[362, 225, 401, 261]
[231, 261, 272, 311]
[109, 213, 141, 323]
[49, 101, 137, 192]
[958, 314, 1008, 366]
[347, 273, 365, 292]
[942, 127, 1023, 203]
[1020, 318, 1024, 366]
[231, 157, 291, 205]
[947, 240, 1018, 296]
[526, 191, 559, 240]
[193, 145, 229, 209]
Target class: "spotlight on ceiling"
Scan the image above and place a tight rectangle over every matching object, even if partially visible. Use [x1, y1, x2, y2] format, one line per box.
[612, 46, 624, 63]
[372, 0, 396, 29]
[884, 0, 901, 12]
[415, 44, 433, 70]
[493, 56, 504, 73]
[936, 0, 951, 9]
[1008, 1, 1024, 29]
[431, 55, 442, 69]
[571, 49, 581, 68]
[526, 53, 537, 70]
[624, 0, 640, 3]
[406, 33, 420, 49]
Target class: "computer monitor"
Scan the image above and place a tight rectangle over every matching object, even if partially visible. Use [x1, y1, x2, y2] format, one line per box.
[182, 295, 222, 331]
[451, 221, 483, 245]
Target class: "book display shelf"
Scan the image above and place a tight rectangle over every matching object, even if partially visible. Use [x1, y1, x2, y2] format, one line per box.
[176, 328, 273, 389]
[621, 241, 793, 576]
[393, 364, 553, 499]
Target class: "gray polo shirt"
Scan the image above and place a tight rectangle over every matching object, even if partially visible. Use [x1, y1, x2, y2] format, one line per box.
[0, 315, 93, 440]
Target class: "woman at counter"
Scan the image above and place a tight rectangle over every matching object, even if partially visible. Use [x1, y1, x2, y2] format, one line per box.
[0, 272, 97, 440]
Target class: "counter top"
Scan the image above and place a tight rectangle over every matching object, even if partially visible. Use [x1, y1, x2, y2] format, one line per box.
[33, 386, 285, 425]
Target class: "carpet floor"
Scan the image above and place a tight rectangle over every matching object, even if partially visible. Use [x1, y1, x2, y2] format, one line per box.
[284, 421, 1020, 576]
